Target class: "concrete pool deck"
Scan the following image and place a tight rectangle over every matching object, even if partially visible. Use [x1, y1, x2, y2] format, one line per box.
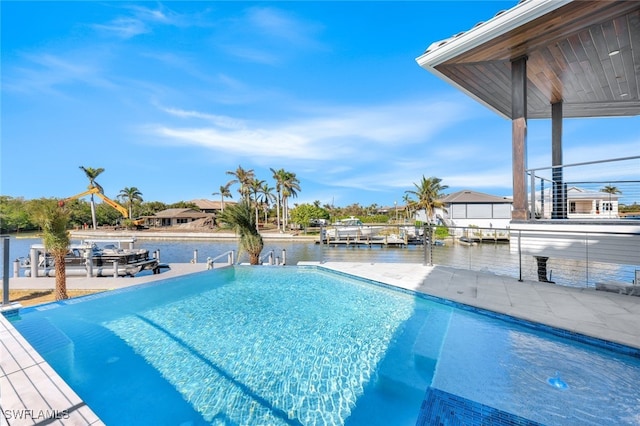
[1, 261, 639, 425]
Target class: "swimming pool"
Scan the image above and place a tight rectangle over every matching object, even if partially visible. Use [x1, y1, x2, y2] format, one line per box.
[9, 266, 640, 425]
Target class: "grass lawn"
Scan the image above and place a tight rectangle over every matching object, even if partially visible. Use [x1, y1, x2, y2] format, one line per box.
[0, 289, 104, 307]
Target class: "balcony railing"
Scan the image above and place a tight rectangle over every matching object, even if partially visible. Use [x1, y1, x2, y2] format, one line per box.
[526, 155, 640, 221]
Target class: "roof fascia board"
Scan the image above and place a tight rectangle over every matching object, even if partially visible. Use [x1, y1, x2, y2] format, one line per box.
[415, 0, 572, 119]
[416, 0, 572, 68]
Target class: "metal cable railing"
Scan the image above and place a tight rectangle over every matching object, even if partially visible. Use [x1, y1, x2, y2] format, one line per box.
[526, 156, 639, 220]
[319, 224, 640, 289]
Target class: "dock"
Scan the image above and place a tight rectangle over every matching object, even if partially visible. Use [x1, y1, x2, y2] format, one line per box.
[5, 262, 213, 292]
[316, 235, 425, 247]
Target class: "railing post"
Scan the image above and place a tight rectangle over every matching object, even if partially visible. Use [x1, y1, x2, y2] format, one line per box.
[2, 237, 9, 305]
[113, 260, 118, 278]
[518, 230, 523, 282]
[530, 172, 536, 220]
[193, 249, 198, 264]
[424, 224, 433, 266]
[282, 249, 286, 265]
[585, 233, 589, 288]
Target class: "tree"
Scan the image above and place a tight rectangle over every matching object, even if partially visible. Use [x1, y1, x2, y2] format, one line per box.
[79, 166, 105, 230]
[29, 199, 70, 300]
[601, 185, 622, 194]
[281, 170, 301, 230]
[0, 196, 32, 233]
[248, 177, 266, 230]
[290, 203, 330, 228]
[226, 165, 255, 202]
[270, 168, 287, 232]
[218, 201, 263, 265]
[118, 187, 144, 219]
[259, 182, 276, 224]
[212, 183, 232, 213]
[405, 176, 449, 223]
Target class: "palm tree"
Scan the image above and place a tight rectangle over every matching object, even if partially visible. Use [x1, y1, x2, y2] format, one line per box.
[212, 183, 233, 213]
[601, 185, 621, 194]
[259, 182, 276, 224]
[404, 176, 448, 223]
[248, 177, 266, 230]
[226, 165, 255, 202]
[281, 171, 301, 230]
[403, 194, 415, 220]
[79, 166, 104, 230]
[30, 199, 70, 300]
[270, 168, 287, 232]
[218, 201, 263, 265]
[118, 187, 143, 219]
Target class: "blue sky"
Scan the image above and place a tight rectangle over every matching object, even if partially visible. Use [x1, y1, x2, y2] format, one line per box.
[2, 1, 638, 209]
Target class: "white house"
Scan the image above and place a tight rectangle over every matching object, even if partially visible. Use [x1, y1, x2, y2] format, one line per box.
[414, 190, 513, 230]
[535, 186, 620, 219]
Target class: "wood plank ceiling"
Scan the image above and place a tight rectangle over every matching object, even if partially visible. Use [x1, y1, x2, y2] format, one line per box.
[431, 1, 640, 119]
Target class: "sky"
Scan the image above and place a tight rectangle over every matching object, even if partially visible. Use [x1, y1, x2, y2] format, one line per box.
[2, 1, 639, 209]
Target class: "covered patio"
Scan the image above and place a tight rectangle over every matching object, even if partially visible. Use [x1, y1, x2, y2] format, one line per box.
[416, 0, 639, 222]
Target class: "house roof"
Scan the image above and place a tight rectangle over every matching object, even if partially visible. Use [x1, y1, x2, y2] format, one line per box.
[441, 190, 513, 204]
[567, 186, 620, 199]
[153, 208, 208, 218]
[416, 0, 640, 119]
[190, 199, 235, 210]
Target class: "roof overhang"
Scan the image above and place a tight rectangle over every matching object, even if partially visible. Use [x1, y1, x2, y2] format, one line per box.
[416, 0, 640, 119]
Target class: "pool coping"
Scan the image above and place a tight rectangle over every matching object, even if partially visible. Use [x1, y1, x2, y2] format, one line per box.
[0, 311, 104, 425]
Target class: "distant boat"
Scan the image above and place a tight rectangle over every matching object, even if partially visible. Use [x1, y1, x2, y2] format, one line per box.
[19, 239, 159, 277]
[326, 217, 383, 240]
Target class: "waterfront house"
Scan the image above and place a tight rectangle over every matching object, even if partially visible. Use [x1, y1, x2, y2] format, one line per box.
[535, 186, 620, 220]
[190, 199, 236, 215]
[141, 208, 211, 228]
[438, 190, 512, 229]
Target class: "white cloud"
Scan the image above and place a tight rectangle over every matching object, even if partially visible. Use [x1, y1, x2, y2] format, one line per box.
[92, 18, 149, 39]
[147, 99, 466, 165]
[4, 52, 116, 95]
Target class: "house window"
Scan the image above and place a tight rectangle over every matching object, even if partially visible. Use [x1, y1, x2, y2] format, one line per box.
[177, 218, 189, 224]
[467, 204, 492, 218]
[493, 204, 512, 219]
[569, 202, 576, 213]
[451, 204, 467, 219]
[602, 202, 613, 211]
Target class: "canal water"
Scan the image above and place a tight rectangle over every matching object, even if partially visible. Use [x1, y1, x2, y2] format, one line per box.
[2, 234, 635, 288]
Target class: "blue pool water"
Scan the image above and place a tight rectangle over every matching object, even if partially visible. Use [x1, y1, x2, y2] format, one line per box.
[9, 266, 640, 425]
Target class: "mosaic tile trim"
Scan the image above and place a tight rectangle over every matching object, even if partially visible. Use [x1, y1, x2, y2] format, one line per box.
[416, 387, 543, 426]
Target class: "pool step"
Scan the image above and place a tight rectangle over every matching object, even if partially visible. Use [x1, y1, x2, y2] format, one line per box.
[413, 306, 453, 373]
[375, 306, 452, 399]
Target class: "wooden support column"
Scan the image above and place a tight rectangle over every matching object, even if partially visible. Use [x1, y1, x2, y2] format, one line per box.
[511, 56, 528, 221]
[551, 101, 566, 219]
